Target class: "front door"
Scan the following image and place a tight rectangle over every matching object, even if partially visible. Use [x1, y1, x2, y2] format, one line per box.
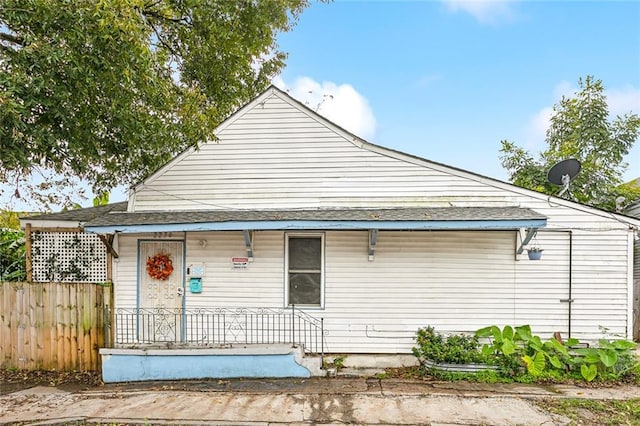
[138, 240, 184, 342]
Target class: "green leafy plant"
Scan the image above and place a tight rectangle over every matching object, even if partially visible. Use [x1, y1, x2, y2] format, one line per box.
[332, 355, 346, 370]
[413, 326, 490, 365]
[476, 325, 580, 376]
[476, 324, 638, 382]
[573, 339, 638, 381]
[0, 211, 26, 281]
[324, 355, 347, 371]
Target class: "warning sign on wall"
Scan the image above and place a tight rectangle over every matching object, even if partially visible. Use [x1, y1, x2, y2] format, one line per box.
[232, 257, 250, 269]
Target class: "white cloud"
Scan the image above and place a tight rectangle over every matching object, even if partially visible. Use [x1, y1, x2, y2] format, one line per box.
[442, 0, 516, 25]
[607, 86, 640, 117]
[521, 80, 572, 149]
[523, 106, 553, 151]
[273, 76, 377, 140]
[551, 80, 574, 100]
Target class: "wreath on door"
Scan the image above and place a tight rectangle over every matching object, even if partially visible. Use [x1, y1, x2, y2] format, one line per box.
[146, 253, 174, 280]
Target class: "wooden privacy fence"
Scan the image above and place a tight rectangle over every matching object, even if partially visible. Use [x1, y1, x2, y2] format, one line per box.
[0, 281, 111, 371]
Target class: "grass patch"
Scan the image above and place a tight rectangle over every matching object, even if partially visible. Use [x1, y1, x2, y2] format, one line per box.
[536, 398, 640, 425]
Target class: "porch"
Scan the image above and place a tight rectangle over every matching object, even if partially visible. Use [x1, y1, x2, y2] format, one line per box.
[100, 305, 326, 382]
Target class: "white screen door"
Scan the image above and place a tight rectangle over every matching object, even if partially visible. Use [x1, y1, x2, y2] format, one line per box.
[138, 241, 184, 342]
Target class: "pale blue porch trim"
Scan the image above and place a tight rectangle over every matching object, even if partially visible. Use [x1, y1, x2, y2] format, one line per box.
[85, 219, 547, 234]
[100, 346, 313, 382]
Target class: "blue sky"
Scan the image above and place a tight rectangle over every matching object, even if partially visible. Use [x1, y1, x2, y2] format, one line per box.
[274, 0, 640, 183]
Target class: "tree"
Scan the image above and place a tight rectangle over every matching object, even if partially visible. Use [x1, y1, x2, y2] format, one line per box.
[0, 0, 309, 209]
[0, 210, 25, 281]
[500, 76, 640, 211]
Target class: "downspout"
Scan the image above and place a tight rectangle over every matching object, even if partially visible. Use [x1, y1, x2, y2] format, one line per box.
[557, 230, 573, 338]
[568, 231, 573, 338]
[538, 229, 574, 338]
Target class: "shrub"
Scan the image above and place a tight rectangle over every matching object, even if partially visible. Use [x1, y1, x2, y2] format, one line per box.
[413, 326, 488, 365]
[0, 227, 26, 281]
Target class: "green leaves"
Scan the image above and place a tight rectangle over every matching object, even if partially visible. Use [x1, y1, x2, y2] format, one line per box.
[413, 326, 489, 365]
[514, 325, 533, 342]
[599, 338, 637, 351]
[475, 325, 497, 339]
[598, 349, 618, 368]
[475, 324, 639, 381]
[500, 76, 640, 211]
[574, 348, 601, 364]
[547, 355, 563, 370]
[581, 364, 598, 382]
[523, 351, 545, 376]
[0, 211, 26, 281]
[0, 0, 310, 207]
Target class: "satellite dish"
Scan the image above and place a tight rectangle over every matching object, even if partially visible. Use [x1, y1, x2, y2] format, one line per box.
[547, 159, 581, 198]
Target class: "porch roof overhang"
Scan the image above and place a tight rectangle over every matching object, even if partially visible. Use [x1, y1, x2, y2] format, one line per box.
[83, 207, 547, 234]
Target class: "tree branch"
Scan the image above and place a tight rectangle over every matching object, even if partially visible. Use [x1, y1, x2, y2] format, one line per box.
[146, 19, 180, 57]
[142, 8, 191, 25]
[0, 31, 24, 47]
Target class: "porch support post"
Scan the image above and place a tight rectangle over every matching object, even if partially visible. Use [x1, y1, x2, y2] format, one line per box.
[243, 230, 254, 261]
[98, 234, 119, 259]
[516, 228, 537, 255]
[368, 229, 378, 261]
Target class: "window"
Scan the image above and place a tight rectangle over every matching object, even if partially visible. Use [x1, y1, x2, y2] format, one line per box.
[286, 234, 324, 307]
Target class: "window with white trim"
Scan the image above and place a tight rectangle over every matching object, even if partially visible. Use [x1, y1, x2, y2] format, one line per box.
[286, 233, 324, 307]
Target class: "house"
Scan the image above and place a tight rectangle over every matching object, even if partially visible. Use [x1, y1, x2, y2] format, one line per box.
[49, 86, 640, 381]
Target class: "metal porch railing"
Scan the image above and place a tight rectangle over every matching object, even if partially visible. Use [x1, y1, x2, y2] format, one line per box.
[104, 305, 325, 355]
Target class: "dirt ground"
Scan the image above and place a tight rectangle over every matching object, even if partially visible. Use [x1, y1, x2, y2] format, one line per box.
[0, 369, 103, 395]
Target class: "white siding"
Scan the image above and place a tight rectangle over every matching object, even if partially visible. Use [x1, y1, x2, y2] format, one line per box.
[130, 93, 516, 211]
[113, 227, 632, 353]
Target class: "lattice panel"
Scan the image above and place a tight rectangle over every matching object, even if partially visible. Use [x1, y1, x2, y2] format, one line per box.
[31, 232, 107, 282]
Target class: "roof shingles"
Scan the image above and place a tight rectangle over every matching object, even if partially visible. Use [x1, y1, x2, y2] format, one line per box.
[84, 206, 546, 228]
[22, 202, 128, 223]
